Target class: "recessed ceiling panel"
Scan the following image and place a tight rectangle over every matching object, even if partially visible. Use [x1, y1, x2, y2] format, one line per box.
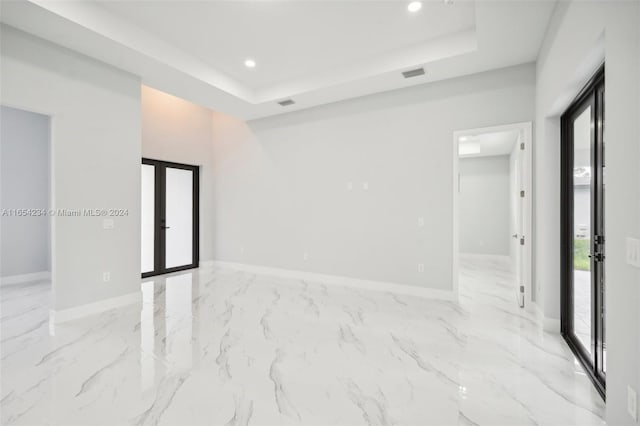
[0, 0, 556, 119]
[94, 0, 476, 90]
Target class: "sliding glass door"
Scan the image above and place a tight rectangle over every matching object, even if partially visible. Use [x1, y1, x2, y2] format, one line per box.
[141, 159, 199, 277]
[560, 65, 605, 398]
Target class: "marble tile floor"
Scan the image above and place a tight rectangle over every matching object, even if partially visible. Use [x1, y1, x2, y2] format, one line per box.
[0, 255, 605, 426]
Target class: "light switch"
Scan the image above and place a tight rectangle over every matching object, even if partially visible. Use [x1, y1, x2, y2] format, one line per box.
[625, 238, 640, 267]
[418, 263, 424, 273]
[103, 219, 114, 230]
[628, 385, 638, 421]
[362, 182, 369, 191]
[346, 182, 353, 191]
[418, 217, 425, 227]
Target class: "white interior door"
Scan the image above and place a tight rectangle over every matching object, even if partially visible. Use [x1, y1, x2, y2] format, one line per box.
[511, 134, 525, 307]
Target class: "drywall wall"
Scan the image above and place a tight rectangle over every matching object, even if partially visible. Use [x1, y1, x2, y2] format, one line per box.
[458, 155, 510, 256]
[0, 25, 141, 311]
[141, 85, 215, 263]
[0, 106, 50, 278]
[211, 64, 535, 290]
[535, 1, 640, 423]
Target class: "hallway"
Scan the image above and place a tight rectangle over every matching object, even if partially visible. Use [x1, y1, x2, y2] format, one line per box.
[1, 257, 605, 425]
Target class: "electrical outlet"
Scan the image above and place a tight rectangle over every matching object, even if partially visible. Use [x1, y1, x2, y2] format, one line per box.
[346, 181, 353, 191]
[362, 182, 369, 191]
[240, 246, 244, 254]
[629, 385, 638, 421]
[103, 272, 110, 282]
[418, 263, 424, 273]
[303, 252, 309, 261]
[418, 217, 425, 227]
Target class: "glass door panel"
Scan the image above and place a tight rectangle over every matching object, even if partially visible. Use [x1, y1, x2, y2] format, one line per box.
[165, 168, 194, 269]
[572, 105, 593, 357]
[595, 82, 606, 380]
[561, 66, 605, 399]
[141, 159, 199, 277]
[141, 164, 156, 274]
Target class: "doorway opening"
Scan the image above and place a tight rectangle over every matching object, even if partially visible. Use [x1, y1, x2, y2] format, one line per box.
[0, 105, 53, 314]
[560, 65, 605, 399]
[141, 159, 199, 278]
[452, 122, 533, 309]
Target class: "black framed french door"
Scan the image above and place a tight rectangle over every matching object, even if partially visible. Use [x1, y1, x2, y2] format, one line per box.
[141, 158, 199, 278]
[560, 65, 605, 399]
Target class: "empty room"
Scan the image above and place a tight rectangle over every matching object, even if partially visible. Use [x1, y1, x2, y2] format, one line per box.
[0, 0, 639, 425]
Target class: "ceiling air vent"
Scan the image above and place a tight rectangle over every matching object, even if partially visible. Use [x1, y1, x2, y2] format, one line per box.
[402, 68, 425, 79]
[278, 99, 295, 106]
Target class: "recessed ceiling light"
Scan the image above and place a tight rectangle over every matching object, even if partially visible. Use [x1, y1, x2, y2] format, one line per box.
[244, 59, 256, 68]
[408, 1, 422, 13]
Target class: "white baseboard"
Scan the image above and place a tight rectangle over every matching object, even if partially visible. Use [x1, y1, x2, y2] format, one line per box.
[0, 271, 50, 286]
[459, 253, 510, 260]
[544, 317, 561, 333]
[534, 302, 561, 333]
[50, 291, 141, 324]
[212, 260, 455, 302]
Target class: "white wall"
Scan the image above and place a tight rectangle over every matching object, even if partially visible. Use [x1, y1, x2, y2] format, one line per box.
[458, 155, 510, 256]
[0, 106, 50, 278]
[535, 1, 640, 424]
[0, 25, 142, 311]
[141, 85, 215, 262]
[211, 64, 535, 291]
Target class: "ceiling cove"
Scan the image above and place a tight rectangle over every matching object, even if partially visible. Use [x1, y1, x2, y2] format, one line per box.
[0, 0, 556, 119]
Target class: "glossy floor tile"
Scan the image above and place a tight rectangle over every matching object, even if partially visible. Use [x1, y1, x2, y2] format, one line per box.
[1, 256, 605, 425]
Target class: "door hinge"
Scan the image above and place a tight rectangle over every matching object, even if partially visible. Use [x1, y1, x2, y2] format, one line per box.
[520, 142, 525, 150]
[520, 236, 525, 245]
[520, 190, 525, 198]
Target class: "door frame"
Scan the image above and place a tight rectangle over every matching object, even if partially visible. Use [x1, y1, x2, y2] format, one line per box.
[452, 122, 533, 309]
[560, 65, 605, 399]
[142, 158, 199, 278]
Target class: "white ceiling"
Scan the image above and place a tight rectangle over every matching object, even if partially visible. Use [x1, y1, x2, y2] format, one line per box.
[458, 129, 519, 158]
[0, 0, 557, 120]
[96, 0, 476, 90]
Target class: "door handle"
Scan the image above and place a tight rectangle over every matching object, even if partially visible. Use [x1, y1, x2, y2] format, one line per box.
[161, 226, 171, 230]
[588, 252, 605, 262]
